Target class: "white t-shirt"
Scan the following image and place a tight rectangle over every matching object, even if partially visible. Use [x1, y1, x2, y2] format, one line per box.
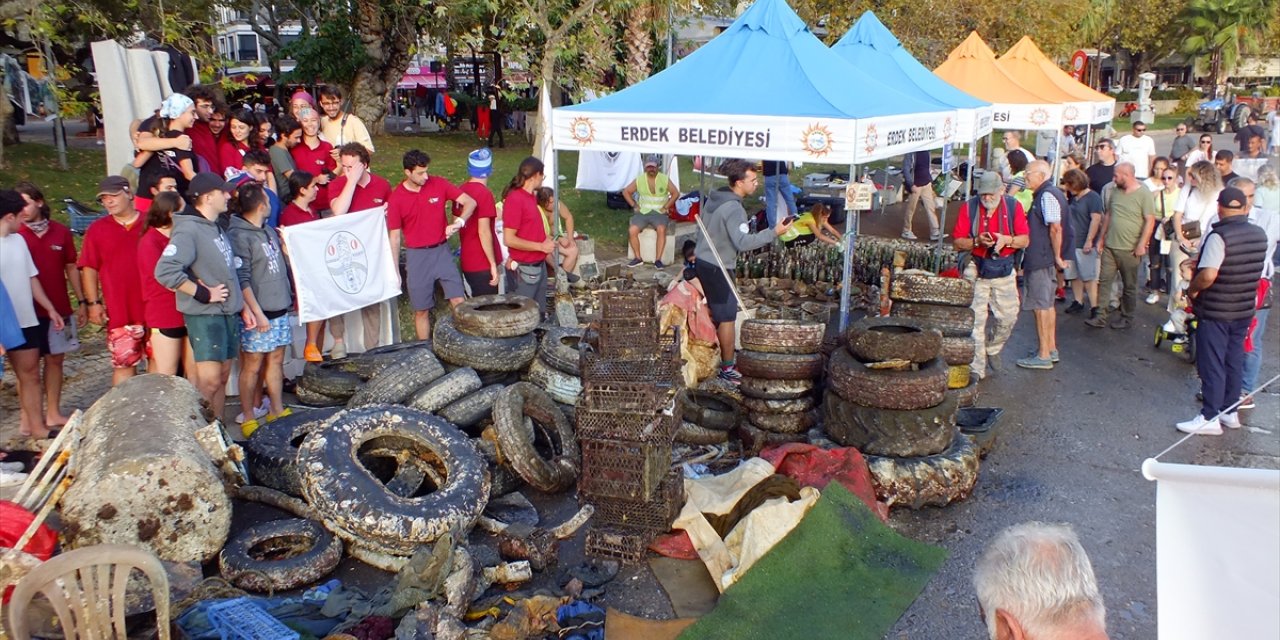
[0, 234, 39, 328]
[1175, 185, 1222, 243]
[1116, 134, 1158, 178]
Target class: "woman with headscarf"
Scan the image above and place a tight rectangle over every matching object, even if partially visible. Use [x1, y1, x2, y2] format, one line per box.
[135, 93, 198, 212]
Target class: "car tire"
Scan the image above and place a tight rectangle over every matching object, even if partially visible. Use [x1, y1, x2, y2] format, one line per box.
[827, 350, 948, 411]
[539, 327, 585, 377]
[453, 294, 541, 338]
[740, 395, 815, 414]
[736, 349, 825, 380]
[294, 384, 346, 408]
[738, 376, 815, 400]
[739, 319, 825, 354]
[736, 421, 806, 456]
[524, 357, 583, 406]
[297, 405, 490, 554]
[439, 385, 507, 430]
[747, 409, 817, 434]
[342, 340, 434, 379]
[676, 420, 731, 445]
[346, 347, 446, 407]
[435, 315, 538, 372]
[822, 390, 958, 457]
[679, 390, 742, 431]
[219, 518, 343, 592]
[406, 367, 483, 414]
[298, 362, 364, 399]
[846, 317, 943, 364]
[890, 301, 975, 338]
[863, 433, 980, 509]
[244, 407, 342, 496]
[889, 271, 974, 307]
[491, 383, 580, 492]
[940, 336, 976, 366]
[949, 379, 980, 408]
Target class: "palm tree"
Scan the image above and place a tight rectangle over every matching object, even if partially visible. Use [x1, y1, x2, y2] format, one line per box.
[1179, 0, 1269, 99]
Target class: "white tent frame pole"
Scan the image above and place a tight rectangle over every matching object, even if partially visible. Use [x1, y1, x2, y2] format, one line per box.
[838, 161, 858, 333]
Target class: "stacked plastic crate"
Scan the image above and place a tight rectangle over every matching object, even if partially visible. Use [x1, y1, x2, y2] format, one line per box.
[578, 290, 684, 564]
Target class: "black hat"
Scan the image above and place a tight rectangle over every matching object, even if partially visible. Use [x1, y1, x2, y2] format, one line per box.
[187, 172, 236, 200]
[96, 176, 131, 197]
[1218, 187, 1247, 209]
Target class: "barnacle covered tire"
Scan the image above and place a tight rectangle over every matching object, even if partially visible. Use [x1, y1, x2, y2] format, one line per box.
[863, 433, 980, 509]
[539, 327, 585, 377]
[453, 294, 541, 338]
[346, 348, 446, 407]
[244, 407, 342, 496]
[676, 420, 731, 445]
[679, 390, 742, 431]
[889, 271, 975, 307]
[298, 362, 364, 399]
[949, 379, 980, 408]
[822, 390, 958, 457]
[890, 302, 976, 338]
[523, 358, 583, 406]
[439, 385, 507, 430]
[940, 336, 976, 367]
[219, 518, 342, 592]
[747, 409, 817, 434]
[736, 350, 824, 380]
[407, 367, 483, 414]
[294, 384, 346, 408]
[341, 340, 435, 378]
[298, 405, 489, 554]
[492, 383, 580, 492]
[739, 319, 825, 354]
[827, 350, 948, 411]
[434, 315, 538, 372]
[846, 317, 942, 364]
[740, 395, 815, 414]
[738, 376, 815, 400]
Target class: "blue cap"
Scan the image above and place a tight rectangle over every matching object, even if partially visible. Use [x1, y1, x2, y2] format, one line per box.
[468, 148, 493, 178]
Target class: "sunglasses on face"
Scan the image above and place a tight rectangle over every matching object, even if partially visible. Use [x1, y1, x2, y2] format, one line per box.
[1163, 176, 1176, 181]
[1135, 128, 1146, 133]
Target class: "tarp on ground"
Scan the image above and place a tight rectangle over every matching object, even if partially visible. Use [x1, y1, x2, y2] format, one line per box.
[934, 32, 1064, 131]
[998, 37, 1115, 125]
[832, 11, 993, 143]
[552, 0, 960, 164]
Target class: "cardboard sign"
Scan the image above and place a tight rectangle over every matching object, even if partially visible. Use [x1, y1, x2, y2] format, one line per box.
[846, 182, 875, 211]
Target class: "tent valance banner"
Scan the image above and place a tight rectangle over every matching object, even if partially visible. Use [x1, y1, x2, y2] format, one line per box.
[278, 208, 400, 323]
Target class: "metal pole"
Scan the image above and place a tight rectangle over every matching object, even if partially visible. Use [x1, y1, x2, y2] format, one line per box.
[666, 0, 675, 69]
[838, 161, 857, 332]
[42, 39, 67, 171]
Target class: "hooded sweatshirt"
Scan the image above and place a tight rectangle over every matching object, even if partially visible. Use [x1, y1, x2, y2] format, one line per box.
[694, 187, 776, 267]
[228, 215, 293, 315]
[154, 210, 246, 316]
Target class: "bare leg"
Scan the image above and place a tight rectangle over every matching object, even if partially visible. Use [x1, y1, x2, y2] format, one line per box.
[265, 348, 286, 416]
[655, 225, 667, 263]
[361, 304, 380, 349]
[238, 352, 264, 421]
[1071, 278, 1086, 304]
[414, 309, 431, 341]
[9, 349, 49, 437]
[305, 320, 326, 350]
[716, 322, 735, 363]
[42, 352, 69, 426]
[148, 333, 184, 375]
[112, 366, 136, 386]
[182, 338, 199, 386]
[1034, 309, 1054, 359]
[560, 240, 579, 273]
[1086, 280, 1099, 308]
[195, 360, 229, 418]
[628, 225, 642, 258]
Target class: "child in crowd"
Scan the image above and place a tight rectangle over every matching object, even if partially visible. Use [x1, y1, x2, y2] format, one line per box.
[1162, 258, 1197, 339]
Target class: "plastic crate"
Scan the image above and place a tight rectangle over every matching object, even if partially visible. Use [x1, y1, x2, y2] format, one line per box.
[594, 317, 660, 358]
[579, 437, 671, 501]
[206, 597, 300, 640]
[598, 290, 657, 319]
[576, 404, 677, 443]
[584, 470, 684, 531]
[585, 525, 652, 565]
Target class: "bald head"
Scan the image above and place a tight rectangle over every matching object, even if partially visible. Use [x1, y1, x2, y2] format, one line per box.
[1114, 162, 1137, 190]
[1026, 160, 1051, 190]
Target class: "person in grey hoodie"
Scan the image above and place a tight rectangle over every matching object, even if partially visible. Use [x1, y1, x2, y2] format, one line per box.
[694, 159, 792, 383]
[155, 172, 243, 416]
[227, 182, 294, 436]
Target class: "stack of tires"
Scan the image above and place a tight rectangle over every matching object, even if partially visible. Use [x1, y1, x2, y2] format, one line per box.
[824, 316, 979, 509]
[526, 326, 586, 407]
[435, 295, 541, 387]
[888, 271, 979, 407]
[675, 389, 742, 446]
[735, 319, 825, 452]
[294, 341, 436, 406]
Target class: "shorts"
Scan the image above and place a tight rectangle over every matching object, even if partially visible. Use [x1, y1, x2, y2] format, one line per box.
[1022, 267, 1056, 311]
[783, 234, 817, 247]
[10, 321, 49, 354]
[185, 313, 241, 362]
[695, 261, 737, 324]
[108, 324, 146, 368]
[506, 263, 548, 316]
[1068, 248, 1100, 282]
[48, 315, 80, 355]
[241, 313, 293, 353]
[151, 326, 189, 339]
[464, 269, 500, 296]
[406, 244, 466, 311]
[629, 213, 668, 230]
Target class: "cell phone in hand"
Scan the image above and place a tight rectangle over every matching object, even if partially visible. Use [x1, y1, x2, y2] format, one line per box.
[781, 215, 795, 226]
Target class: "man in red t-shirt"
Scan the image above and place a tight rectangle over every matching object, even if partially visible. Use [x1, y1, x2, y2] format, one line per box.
[16, 182, 85, 427]
[502, 156, 555, 316]
[326, 143, 394, 354]
[952, 172, 1030, 379]
[185, 85, 227, 174]
[387, 149, 477, 339]
[79, 176, 148, 385]
[458, 148, 502, 295]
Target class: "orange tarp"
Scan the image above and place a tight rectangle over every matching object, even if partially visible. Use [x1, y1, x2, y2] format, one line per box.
[934, 32, 1059, 106]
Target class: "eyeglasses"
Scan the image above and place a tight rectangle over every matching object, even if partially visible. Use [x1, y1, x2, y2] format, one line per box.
[1096, 145, 1110, 150]
[1200, 141, 1212, 145]
[1162, 176, 1177, 181]
[1135, 128, 1146, 133]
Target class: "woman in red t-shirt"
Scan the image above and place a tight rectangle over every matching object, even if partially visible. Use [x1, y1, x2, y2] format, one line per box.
[219, 108, 262, 179]
[501, 157, 554, 315]
[290, 109, 335, 215]
[135, 192, 196, 380]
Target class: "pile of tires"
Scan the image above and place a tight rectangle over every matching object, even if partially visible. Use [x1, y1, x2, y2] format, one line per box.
[294, 341, 434, 406]
[888, 271, 977, 389]
[525, 326, 584, 407]
[824, 316, 979, 509]
[436, 294, 541, 387]
[676, 388, 742, 445]
[735, 319, 825, 452]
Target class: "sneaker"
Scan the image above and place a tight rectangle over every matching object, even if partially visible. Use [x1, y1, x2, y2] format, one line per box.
[330, 341, 347, 360]
[1145, 292, 1161, 305]
[1239, 394, 1257, 410]
[1016, 355, 1054, 370]
[1110, 317, 1132, 330]
[303, 344, 322, 363]
[0, 461, 24, 472]
[901, 230, 918, 240]
[718, 365, 743, 384]
[654, 260, 665, 269]
[1176, 414, 1222, 435]
[566, 272, 581, 284]
[0, 470, 28, 488]
[1050, 349, 1059, 363]
[1162, 319, 1177, 333]
[1172, 335, 1188, 345]
[1055, 287, 1066, 302]
[1085, 316, 1108, 328]
[1065, 301, 1084, 314]
[1219, 412, 1242, 429]
[235, 400, 270, 425]
[989, 353, 1003, 370]
[929, 230, 942, 241]
[626, 258, 643, 268]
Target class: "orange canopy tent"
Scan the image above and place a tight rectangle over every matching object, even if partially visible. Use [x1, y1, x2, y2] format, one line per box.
[999, 37, 1115, 125]
[935, 32, 1063, 131]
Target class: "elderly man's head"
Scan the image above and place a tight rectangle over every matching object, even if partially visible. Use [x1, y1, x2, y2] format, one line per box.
[1025, 160, 1051, 191]
[973, 522, 1108, 640]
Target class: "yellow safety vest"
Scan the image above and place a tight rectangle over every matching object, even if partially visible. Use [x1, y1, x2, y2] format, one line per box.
[779, 212, 816, 242]
[636, 172, 669, 213]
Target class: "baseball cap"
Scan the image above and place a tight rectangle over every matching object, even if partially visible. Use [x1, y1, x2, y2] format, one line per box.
[97, 176, 132, 197]
[644, 155, 660, 169]
[187, 172, 236, 200]
[468, 148, 493, 178]
[977, 172, 1004, 195]
[1218, 187, 1247, 209]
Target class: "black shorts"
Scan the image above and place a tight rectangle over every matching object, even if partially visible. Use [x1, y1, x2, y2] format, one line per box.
[694, 261, 737, 324]
[783, 234, 817, 247]
[464, 270, 500, 296]
[10, 319, 50, 354]
[152, 326, 188, 339]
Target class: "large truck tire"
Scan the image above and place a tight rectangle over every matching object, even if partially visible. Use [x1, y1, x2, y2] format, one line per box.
[453, 294, 541, 338]
[863, 433, 980, 509]
[822, 390, 957, 457]
[827, 350, 947, 411]
[435, 315, 538, 372]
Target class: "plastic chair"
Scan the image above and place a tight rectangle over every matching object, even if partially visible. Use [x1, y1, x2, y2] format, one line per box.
[7, 544, 171, 640]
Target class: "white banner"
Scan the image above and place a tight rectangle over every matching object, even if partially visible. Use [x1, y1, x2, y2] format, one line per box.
[1142, 459, 1280, 640]
[575, 151, 643, 192]
[990, 103, 1065, 131]
[278, 208, 400, 323]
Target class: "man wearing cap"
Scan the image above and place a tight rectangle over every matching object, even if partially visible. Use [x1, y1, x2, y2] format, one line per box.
[622, 156, 680, 269]
[953, 172, 1029, 379]
[79, 176, 148, 385]
[1086, 163, 1156, 330]
[458, 148, 503, 296]
[154, 172, 242, 417]
[387, 149, 477, 340]
[1177, 187, 1270, 435]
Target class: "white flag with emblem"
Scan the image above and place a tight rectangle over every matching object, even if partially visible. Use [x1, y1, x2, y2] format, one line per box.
[278, 208, 400, 323]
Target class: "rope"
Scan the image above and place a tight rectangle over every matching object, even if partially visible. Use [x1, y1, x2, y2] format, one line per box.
[1152, 373, 1280, 461]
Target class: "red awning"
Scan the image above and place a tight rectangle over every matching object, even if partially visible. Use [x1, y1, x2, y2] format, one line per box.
[398, 70, 447, 89]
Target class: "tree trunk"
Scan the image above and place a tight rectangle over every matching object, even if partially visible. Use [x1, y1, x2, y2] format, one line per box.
[348, 0, 415, 136]
[1209, 48, 1222, 99]
[624, 4, 654, 86]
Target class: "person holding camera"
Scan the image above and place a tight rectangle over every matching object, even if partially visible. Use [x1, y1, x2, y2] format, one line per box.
[953, 172, 1029, 380]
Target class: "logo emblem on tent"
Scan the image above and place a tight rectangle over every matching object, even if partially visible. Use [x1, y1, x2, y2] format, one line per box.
[862, 124, 878, 156]
[570, 117, 596, 146]
[1064, 106, 1080, 121]
[1030, 108, 1050, 126]
[802, 123, 834, 158]
[943, 117, 953, 142]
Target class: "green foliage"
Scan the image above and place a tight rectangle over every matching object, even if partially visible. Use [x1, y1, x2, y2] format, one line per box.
[1175, 89, 1203, 114]
[1113, 89, 1193, 101]
[280, 15, 370, 86]
[1178, 0, 1271, 92]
